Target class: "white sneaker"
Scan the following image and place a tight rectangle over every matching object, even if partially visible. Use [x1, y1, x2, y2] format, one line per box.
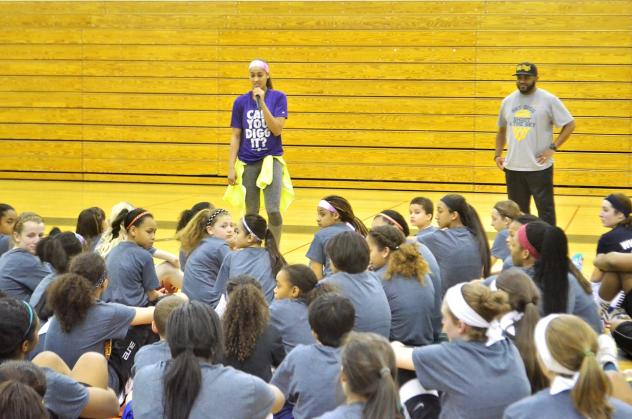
[597, 334, 619, 370]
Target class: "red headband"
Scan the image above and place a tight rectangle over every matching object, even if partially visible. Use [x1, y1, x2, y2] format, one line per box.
[126, 211, 150, 230]
[516, 224, 539, 259]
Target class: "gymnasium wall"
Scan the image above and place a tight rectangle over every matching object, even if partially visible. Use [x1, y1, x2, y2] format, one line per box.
[0, 1, 630, 195]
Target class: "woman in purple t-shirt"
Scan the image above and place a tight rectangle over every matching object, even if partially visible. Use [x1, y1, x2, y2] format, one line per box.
[227, 59, 289, 244]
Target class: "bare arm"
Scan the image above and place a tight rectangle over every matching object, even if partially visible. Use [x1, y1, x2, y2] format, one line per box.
[494, 126, 507, 170]
[268, 384, 286, 414]
[594, 252, 632, 272]
[131, 306, 155, 326]
[227, 127, 241, 185]
[391, 341, 416, 371]
[152, 249, 179, 267]
[537, 120, 576, 164]
[309, 260, 324, 280]
[261, 105, 286, 136]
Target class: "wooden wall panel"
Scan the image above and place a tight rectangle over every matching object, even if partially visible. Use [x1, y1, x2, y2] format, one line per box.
[0, 1, 629, 196]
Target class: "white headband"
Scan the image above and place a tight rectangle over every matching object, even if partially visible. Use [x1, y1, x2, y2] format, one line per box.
[241, 217, 262, 241]
[535, 314, 580, 394]
[318, 200, 338, 214]
[445, 283, 505, 346]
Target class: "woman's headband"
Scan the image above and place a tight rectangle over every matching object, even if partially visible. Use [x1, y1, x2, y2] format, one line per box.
[445, 283, 504, 346]
[242, 218, 262, 241]
[516, 224, 539, 260]
[249, 60, 270, 74]
[378, 213, 404, 232]
[125, 211, 150, 230]
[605, 194, 631, 218]
[534, 314, 577, 376]
[318, 200, 338, 214]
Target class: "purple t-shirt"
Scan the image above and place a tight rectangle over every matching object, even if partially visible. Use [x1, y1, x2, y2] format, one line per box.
[231, 89, 287, 163]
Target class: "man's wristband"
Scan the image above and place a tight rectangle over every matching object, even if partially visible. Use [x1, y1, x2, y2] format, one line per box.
[494, 155, 501, 161]
[549, 143, 558, 151]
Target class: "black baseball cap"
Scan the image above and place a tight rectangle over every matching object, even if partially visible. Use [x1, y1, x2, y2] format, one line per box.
[513, 62, 538, 77]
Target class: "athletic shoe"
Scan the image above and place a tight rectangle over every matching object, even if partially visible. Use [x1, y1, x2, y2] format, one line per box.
[597, 334, 619, 370]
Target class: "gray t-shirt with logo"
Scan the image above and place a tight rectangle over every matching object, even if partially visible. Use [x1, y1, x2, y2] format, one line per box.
[498, 88, 573, 171]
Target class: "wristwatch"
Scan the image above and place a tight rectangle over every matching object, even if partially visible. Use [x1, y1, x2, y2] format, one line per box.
[549, 143, 558, 151]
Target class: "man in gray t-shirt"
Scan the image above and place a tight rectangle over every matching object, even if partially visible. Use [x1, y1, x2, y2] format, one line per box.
[494, 62, 575, 226]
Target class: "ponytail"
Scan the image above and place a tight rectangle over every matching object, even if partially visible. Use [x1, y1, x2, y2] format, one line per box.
[544, 315, 612, 419]
[176, 209, 212, 254]
[496, 268, 547, 392]
[532, 225, 569, 315]
[322, 195, 368, 237]
[47, 273, 96, 333]
[341, 333, 403, 419]
[242, 214, 286, 277]
[175, 202, 214, 233]
[573, 351, 612, 419]
[223, 282, 268, 362]
[369, 225, 428, 283]
[463, 204, 491, 278]
[264, 229, 286, 277]
[164, 350, 202, 419]
[440, 195, 490, 277]
[163, 302, 223, 419]
[110, 208, 129, 240]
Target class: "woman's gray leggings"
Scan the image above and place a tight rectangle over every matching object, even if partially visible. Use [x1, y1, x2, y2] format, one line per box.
[242, 159, 283, 241]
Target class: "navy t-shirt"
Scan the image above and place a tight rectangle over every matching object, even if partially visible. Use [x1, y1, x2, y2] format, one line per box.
[231, 89, 287, 163]
[597, 225, 632, 254]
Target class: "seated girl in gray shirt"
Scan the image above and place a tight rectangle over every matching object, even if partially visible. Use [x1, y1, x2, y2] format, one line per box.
[320, 232, 391, 338]
[418, 194, 491, 295]
[392, 282, 531, 419]
[0, 297, 119, 419]
[490, 200, 521, 268]
[367, 225, 436, 346]
[178, 208, 234, 305]
[133, 301, 284, 419]
[222, 276, 285, 382]
[212, 214, 286, 307]
[316, 332, 402, 419]
[103, 208, 162, 307]
[0, 212, 51, 301]
[45, 252, 154, 394]
[271, 293, 355, 419]
[504, 314, 632, 419]
[306, 195, 368, 280]
[270, 264, 318, 353]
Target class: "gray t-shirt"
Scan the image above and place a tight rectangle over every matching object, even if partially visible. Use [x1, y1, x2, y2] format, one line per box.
[212, 247, 275, 307]
[29, 271, 56, 311]
[316, 402, 364, 419]
[271, 343, 344, 419]
[414, 240, 443, 339]
[182, 237, 230, 305]
[498, 88, 573, 172]
[269, 298, 315, 354]
[413, 339, 530, 419]
[0, 248, 52, 301]
[419, 227, 483, 295]
[568, 274, 602, 333]
[491, 229, 510, 260]
[45, 300, 136, 368]
[504, 389, 632, 419]
[0, 234, 10, 257]
[133, 339, 171, 377]
[320, 271, 391, 338]
[306, 223, 354, 277]
[375, 266, 436, 345]
[42, 367, 90, 419]
[103, 241, 160, 307]
[133, 361, 275, 419]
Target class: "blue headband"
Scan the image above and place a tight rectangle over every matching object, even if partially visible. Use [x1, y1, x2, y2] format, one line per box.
[22, 301, 34, 340]
[605, 194, 631, 218]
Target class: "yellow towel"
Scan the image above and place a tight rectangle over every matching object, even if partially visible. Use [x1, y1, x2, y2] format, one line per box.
[222, 155, 295, 213]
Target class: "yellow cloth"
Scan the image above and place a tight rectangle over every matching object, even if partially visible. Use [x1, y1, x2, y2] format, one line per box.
[223, 155, 295, 213]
